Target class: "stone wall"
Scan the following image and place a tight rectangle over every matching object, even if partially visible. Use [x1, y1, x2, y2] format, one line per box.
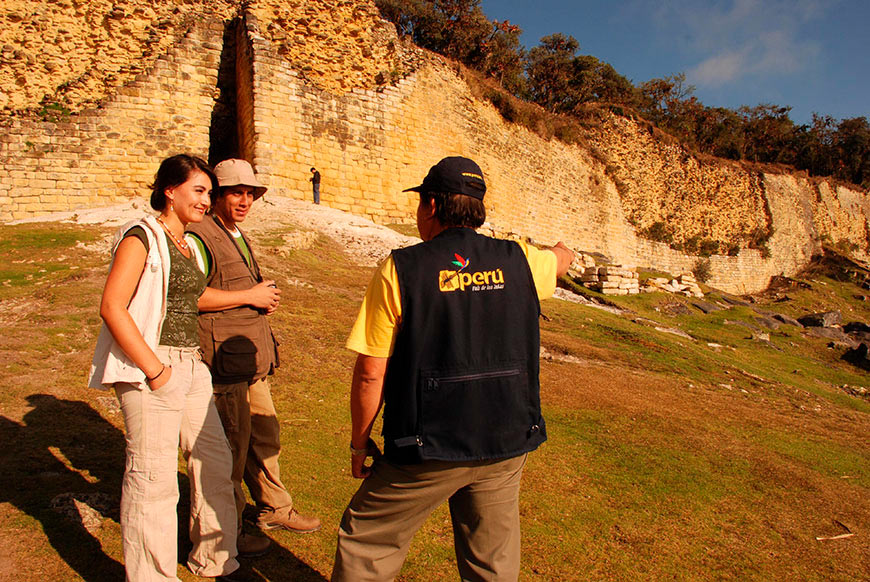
[0, 17, 224, 220]
[243, 9, 636, 258]
[0, 0, 868, 295]
[237, 8, 868, 293]
[0, 19, 225, 220]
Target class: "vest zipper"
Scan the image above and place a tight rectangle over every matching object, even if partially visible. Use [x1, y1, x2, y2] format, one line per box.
[427, 368, 521, 390]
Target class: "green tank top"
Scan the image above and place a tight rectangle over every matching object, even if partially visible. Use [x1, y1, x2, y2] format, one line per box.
[123, 226, 206, 347]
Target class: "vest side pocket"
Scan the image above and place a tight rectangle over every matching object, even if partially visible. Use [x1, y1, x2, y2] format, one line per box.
[212, 317, 262, 379]
[419, 364, 536, 461]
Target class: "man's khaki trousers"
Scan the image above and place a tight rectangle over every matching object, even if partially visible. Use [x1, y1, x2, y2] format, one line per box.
[332, 454, 527, 582]
[115, 346, 239, 581]
[212, 376, 294, 525]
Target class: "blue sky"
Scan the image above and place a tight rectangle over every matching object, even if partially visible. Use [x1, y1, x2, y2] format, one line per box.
[479, 0, 870, 125]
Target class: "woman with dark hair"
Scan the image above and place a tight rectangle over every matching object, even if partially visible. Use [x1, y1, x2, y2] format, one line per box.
[89, 154, 242, 581]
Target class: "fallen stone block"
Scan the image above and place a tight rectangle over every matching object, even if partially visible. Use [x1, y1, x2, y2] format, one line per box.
[798, 311, 842, 328]
[805, 326, 855, 346]
[843, 321, 870, 333]
[690, 300, 723, 314]
[772, 313, 803, 327]
[753, 315, 782, 330]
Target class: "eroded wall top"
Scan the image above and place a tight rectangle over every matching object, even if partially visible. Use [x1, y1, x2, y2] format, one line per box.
[0, 0, 425, 114]
[0, 0, 235, 113]
[247, 0, 423, 94]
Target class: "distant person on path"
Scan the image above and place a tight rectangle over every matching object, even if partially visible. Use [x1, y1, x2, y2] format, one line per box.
[187, 159, 321, 554]
[310, 167, 321, 204]
[331, 156, 573, 581]
[89, 154, 242, 581]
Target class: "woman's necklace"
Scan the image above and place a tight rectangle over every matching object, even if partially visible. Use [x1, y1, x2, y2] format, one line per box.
[156, 216, 189, 251]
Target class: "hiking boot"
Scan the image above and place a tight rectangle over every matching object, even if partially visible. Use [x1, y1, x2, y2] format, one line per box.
[237, 530, 271, 558]
[257, 508, 321, 533]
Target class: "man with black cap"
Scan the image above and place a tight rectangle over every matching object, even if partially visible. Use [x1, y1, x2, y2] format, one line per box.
[331, 156, 573, 581]
[187, 159, 321, 559]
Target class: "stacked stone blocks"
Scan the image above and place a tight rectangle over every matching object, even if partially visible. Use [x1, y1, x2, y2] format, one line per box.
[643, 273, 705, 298]
[579, 265, 640, 295]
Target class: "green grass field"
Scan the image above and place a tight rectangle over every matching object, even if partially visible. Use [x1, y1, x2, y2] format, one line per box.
[0, 221, 867, 581]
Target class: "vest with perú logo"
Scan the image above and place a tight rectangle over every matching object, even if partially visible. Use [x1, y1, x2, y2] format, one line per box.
[382, 227, 546, 463]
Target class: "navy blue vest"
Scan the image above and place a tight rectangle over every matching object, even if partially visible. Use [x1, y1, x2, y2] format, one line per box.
[382, 228, 546, 463]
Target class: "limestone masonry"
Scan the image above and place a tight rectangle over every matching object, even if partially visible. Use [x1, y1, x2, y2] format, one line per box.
[1, 0, 868, 294]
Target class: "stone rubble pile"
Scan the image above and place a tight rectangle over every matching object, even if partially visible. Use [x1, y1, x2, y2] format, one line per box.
[578, 265, 640, 295]
[642, 273, 705, 298]
[568, 253, 704, 298]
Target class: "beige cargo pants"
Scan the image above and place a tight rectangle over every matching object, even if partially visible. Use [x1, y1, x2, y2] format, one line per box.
[115, 346, 239, 581]
[332, 454, 527, 582]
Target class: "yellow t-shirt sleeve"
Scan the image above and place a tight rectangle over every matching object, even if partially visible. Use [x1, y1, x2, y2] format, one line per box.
[515, 240, 559, 300]
[345, 240, 557, 357]
[346, 256, 403, 357]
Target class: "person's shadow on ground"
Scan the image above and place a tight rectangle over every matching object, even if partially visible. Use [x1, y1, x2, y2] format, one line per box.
[0, 394, 126, 581]
[0, 394, 328, 581]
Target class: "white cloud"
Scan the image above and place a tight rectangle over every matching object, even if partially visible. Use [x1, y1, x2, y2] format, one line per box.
[689, 50, 747, 86]
[639, 0, 828, 88]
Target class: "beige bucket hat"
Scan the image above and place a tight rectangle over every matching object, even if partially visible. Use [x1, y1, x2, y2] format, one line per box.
[213, 158, 267, 200]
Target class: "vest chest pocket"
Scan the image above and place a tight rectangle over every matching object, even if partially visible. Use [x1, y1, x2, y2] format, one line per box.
[418, 365, 537, 460]
[220, 260, 256, 289]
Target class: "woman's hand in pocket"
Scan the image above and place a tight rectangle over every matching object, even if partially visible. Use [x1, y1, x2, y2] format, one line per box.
[148, 365, 173, 391]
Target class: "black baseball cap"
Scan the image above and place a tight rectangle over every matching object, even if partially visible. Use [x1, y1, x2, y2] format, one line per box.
[402, 156, 487, 200]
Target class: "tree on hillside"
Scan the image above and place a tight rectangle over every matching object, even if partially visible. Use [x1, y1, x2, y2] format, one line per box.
[478, 19, 526, 95]
[694, 106, 745, 159]
[375, 0, 488, 62]
[375, 0, 525, 92]
[794, 114, 837, 178]
[738, 104, 796, 164]
[639, 74, 695, 126]
[571, 55, 637, 109]
[524, 33, 579, 112]
[834, 117, 870, 188]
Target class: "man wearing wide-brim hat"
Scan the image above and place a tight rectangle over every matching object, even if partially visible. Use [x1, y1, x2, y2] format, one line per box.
[188, 159, 321, 559]
[332, 156, 573, 580]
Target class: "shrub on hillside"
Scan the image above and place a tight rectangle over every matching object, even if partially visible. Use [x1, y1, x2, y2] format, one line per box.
[692, 258, 712, 283]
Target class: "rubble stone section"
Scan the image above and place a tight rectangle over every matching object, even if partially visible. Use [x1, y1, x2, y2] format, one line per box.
[589, 115, 772, 251]
[580, 265, 640, 296]
[0, 0, 235, 113]
[248, 0, 423, 94]
[643, 273, 705, 298]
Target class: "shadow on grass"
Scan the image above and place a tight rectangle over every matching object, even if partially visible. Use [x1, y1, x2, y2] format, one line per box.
[0, 394, 126, 581]
[0, 394, 329, 581]
[253, 540, 331, 581]
[177, 501, 330, 581]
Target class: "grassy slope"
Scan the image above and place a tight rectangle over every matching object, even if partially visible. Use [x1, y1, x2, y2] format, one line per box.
[0, 222, 867, 581]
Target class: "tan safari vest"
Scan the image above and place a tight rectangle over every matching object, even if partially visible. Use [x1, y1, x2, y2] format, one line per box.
[188, 214, 279, 383]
